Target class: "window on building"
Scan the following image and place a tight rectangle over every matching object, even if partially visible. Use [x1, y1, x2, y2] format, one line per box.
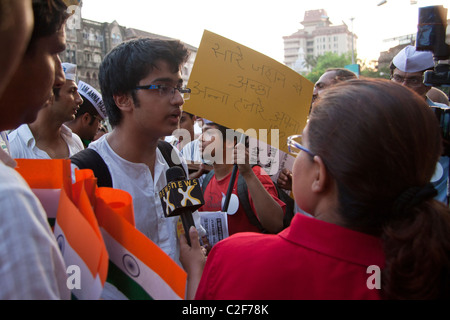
[93, 53, 102, 63]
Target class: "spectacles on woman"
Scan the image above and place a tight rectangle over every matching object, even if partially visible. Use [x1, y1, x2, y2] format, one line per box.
[287, 135, 315, 157]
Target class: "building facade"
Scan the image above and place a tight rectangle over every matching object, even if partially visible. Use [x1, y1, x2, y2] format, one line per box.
[283, 9, 357, 74]
[61, 3, 197, 91]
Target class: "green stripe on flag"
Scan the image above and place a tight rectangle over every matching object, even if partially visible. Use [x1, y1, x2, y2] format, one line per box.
[48, 218, 55, 228]
[107, 261, 154, 300]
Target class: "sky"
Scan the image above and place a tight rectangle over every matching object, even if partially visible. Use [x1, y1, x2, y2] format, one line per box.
[80, 0, 448, 64]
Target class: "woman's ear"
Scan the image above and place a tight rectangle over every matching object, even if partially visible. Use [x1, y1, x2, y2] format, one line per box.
[311, 155, 329, 193]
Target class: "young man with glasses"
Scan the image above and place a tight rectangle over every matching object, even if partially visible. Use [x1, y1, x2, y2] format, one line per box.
[390, 45, 450, 205]
[71, 39, 205, 299]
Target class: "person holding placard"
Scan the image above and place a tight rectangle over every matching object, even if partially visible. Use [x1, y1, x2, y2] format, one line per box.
[198, 121, 285, 235]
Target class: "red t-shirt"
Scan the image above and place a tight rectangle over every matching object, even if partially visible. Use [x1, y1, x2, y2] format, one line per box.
[199, 166, 286, 235]
[195, 214, 385, 300]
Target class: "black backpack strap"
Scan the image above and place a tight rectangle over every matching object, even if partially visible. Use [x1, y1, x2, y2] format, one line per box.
[202, 165, 266, 232]
[236, 172, 266, 232]
[237, 165, 297, 231]
[201, 169, 215, 193]
[157, 140, 187, 176]
[70, 148, 112, 187]
[201, 164, 295, 231]
[278, 187, 295, 228]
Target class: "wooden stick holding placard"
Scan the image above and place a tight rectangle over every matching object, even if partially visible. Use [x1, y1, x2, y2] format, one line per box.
[222, 132, 246, 212]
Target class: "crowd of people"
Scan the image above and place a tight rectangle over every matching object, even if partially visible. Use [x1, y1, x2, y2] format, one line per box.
[0, 0, 449, 300]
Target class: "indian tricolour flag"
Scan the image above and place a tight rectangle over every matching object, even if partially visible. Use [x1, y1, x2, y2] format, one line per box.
[54, 185, 108, 299]
[15, 159, 108, 300]
[15, 159, 72, 227]
[95, 187, 187, 300]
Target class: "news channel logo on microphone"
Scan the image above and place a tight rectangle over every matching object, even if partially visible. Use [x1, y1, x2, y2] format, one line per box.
[159, 178, 205, 218]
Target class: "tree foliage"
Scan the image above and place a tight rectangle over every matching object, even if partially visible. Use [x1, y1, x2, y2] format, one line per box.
[303, 51, 390, 83]
[304, 52, 353, 83]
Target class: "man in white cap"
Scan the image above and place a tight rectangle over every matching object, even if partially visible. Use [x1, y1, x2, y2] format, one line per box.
[65, 80, 107, 147]
[9, 62, 85, 159]
[390, 45, 450, 205]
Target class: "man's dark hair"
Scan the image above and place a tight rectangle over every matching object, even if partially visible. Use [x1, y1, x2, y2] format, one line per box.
[75, 99, 100, 125]
[99, 38, 190, 127]
[326, 68, 358, 81]
[27, 0, 69, 53]
[210, 122, 228, 141]
[208, 122, 249, 147]
[0, 1, 15, 31]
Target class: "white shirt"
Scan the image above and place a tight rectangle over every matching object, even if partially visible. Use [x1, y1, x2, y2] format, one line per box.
[180, 139, 202, 163]
[0, 131, 10, 155]
[0, 148, 70, 299]
[85, 135, 205, 264]
[8, 124, 84, 159]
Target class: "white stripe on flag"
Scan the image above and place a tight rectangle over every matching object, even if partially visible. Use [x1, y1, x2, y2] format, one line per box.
[31, 188, 61, 219]
[54, 223, 103, 300]
[100, 228, 182, 300]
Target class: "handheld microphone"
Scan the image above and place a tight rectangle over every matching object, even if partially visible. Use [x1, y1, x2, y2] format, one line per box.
[159, 166, 204, 245]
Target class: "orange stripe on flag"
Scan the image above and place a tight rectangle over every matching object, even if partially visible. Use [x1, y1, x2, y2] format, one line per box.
[15, 159, 72, 200]
[71, 179, 109, 284]
[74, 168, 97, 205]
[95, 188, 187, 299]
[58, 187, 105, 279]
[96, 187, 135, 226]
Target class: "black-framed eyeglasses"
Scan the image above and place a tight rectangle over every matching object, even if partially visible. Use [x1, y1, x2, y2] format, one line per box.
[390, 74, 424, 87]
[287, 135, 315, 157]
[135, 84, 191, 100]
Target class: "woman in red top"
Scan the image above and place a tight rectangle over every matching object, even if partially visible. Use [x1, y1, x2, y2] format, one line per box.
[181, 79, 450, 300]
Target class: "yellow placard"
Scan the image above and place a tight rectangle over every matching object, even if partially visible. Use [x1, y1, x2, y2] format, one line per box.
[184, 30, 313, 154]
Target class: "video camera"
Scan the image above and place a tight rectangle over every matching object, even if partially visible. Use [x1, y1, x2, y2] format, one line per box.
[416, 5, 450, 87]
[416, 5, 450, 155]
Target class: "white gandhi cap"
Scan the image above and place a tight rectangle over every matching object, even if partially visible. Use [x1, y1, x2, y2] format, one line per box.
[392, 45, 435, 73]
[61, 63, 77, 81]
[77, 80, 107, 119]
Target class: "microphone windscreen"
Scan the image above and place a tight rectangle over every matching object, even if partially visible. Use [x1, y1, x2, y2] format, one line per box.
[166, 166, 186, 182]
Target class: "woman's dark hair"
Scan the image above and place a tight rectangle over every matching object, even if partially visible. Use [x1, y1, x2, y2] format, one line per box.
[99, 38, 190, 127]
[309, 79, 450, 299]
